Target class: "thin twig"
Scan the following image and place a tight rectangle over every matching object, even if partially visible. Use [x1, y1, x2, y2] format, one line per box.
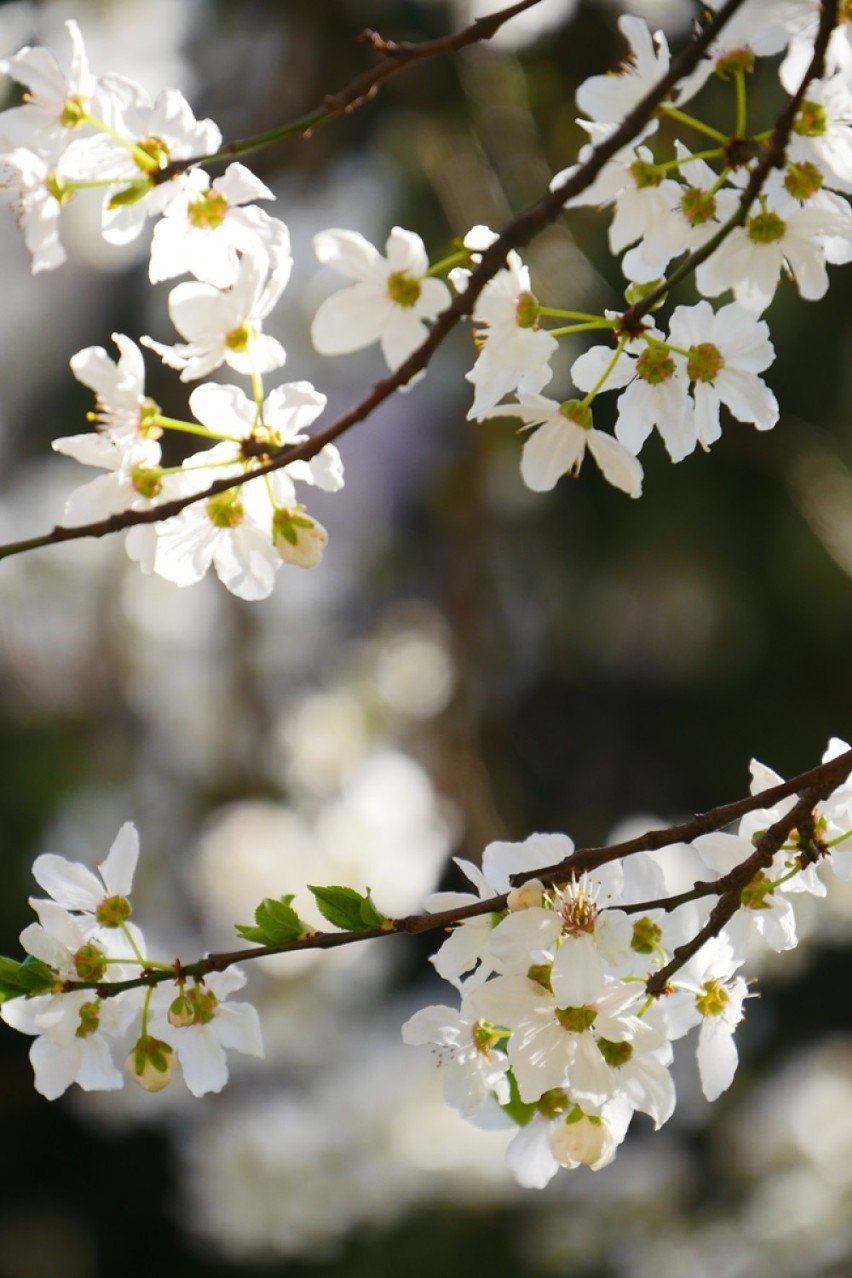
[152, 0, 548, 182]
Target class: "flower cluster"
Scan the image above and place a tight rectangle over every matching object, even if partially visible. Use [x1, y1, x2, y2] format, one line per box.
[0, 20, 342, 599]
[0, 6, 848, 587]
[403, 739, 852, 1186]
[0, 823, 262, 1099]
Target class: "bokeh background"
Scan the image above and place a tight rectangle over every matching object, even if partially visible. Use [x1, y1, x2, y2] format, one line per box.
[1, 0, 852, 1275]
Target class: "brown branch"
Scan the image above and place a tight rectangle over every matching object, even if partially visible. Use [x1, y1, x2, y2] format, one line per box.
[62, 743, 852, 1001]
[152, 0, 549, 183]
[622, 0, 839, 328]
[508, 745, 852, 887]
[645, 782, 835, 995]
[0, 0, 755, 566]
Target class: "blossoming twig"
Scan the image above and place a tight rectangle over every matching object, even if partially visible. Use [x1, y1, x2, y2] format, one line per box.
[0, 0, 755, 566]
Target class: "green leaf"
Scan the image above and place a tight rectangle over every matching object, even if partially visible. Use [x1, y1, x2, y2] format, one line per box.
[0, 955, 57, 1002]
[234, 894, 307, 946]
[307, 885, 387, 932]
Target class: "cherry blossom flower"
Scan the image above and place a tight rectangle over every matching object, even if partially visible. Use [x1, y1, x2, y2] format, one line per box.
[468, 936, 675, 1124]
[148, 162, 287, 286]
[667, 300, 779, 449]
[69, 332, 159, 446]
[0, 145, 67, 271]
[425, 833, 575, 990]
[1, 987, 139, 1100]
[401, 1000, 511, 1116]
[575, 15, 670, 123]
[31, 820, 140, 940]
[571, 333, 694, 462]
[551, 119, 658, 212]
[142, 381, 342, 600]
[146, 969, 263, 1097]
[51, 433, 163, 525]
[661, 935, 749, 1101]
[695, 177, 852, 313]
[620, 143, 725, 284]
[786, 75, 852, 194]
[59, 81, 221, 245]
[142, 248, 288, 381]
[482, 392, 643, 497]
[0, 19, 96, 153]
[693, 830, 799, 957]
[463, 250, 558, 420]
[506, 1095, 633, 1186]
[311, 226, 451, 376]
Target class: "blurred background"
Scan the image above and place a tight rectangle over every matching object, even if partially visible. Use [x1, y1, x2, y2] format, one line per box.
[1, 0, 852, 1274]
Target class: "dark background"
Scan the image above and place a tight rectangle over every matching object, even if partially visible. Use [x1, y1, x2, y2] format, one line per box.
[0, 2, 850, 1274]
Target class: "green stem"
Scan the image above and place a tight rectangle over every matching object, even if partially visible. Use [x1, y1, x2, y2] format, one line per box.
[536, 307, 612, 324]
[427, 250, 468, 276]
[154, 415, 233, 443]
[547, 321, 614, 338]
[735, 69, 747, 137]
[660, 105, 728, 144]
[579, 336, 630, 409]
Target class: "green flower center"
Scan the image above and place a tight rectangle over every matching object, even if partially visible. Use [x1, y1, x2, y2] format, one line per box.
[794, 99, 827, 139]
[131, 466, 163, 500]
[631, 916, 662, 955]
[785, 162, 823, 201]
[680, 186, 716, 226]
[187, 190, 229, 229]
[716, 48, 755, 77]
[387, 272, 422, 308]
[696, 978, 730, 1018]
[136, 134, 171, 172]
[636, 345, 675, 385]
[73, 944, 108, 983]
[225, 323, 253, 353]
[76, 1000, 102, 1039]
[60, 95, 87, 128]
[514, 291, 540, 329]
[740, 871, 773, 911]
[207, 491, 245, 528]
[629, 159, 664, 189]
[687, 341, 724, 383]
[558, 399, 592, 431]
[556, 1005, 597, 1033]
[95, 894, 132, 927]
[747, 210, 786, 245]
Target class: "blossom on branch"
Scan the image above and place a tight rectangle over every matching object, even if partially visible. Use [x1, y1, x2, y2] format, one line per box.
[310, 226, 451, 378]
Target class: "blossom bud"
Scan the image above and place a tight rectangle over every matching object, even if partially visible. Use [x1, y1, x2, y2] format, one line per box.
[273, 507, 328, 568]
[126, 1035, 176, 1092]
[507, 878, 545, 911]
[550, 1107, 607, 1168]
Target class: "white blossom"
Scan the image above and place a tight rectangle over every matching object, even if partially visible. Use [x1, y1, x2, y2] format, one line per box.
[481, 392, 643, 497]
[667, 300, 779, 449]
[147, 968, 263, 1097]
[148, 162, 287, 286]
[142, 248, 288, 381]
[311, 226, 450, 377]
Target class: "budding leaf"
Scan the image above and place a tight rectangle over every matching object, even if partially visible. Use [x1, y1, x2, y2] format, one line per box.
[0, 955, 56, 1001]
[235, 894, 306, 945]
[308, 885, 386, 932]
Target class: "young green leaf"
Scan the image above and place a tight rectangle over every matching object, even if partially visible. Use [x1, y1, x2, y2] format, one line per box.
[0, 955, 57, 1002]
[234, 894, 307, 945]
[307, 885, 387, 932]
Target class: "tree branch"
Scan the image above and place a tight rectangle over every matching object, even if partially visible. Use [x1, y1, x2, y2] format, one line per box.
[60, 743, 851, 1001]
[0, 0, 756, 565]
